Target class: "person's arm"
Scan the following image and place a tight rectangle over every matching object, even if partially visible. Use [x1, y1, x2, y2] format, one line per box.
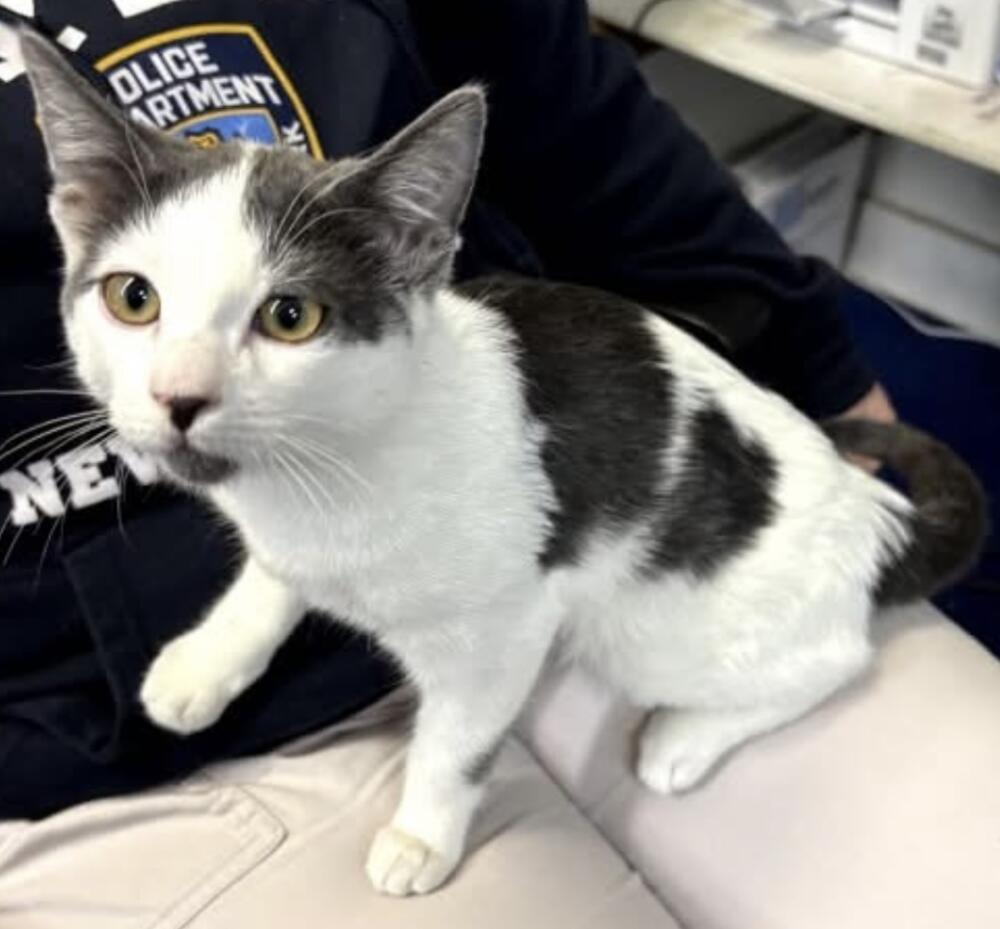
[411, 0, 877, 419]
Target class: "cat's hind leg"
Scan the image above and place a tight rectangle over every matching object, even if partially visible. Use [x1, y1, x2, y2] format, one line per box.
[636, 635, 872, 795]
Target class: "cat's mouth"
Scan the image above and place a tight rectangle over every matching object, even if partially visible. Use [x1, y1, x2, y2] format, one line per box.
[162, 443, 237, 486]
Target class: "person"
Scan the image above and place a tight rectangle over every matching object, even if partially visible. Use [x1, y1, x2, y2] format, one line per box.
[0, 0, 894, 923]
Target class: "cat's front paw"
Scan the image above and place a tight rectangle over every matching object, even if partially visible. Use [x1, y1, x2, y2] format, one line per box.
[140, 630, 250, 734]
[365, 825, 461, 896]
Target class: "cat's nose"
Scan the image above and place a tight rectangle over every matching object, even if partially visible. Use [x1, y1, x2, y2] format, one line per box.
[154, 394, 215, 433]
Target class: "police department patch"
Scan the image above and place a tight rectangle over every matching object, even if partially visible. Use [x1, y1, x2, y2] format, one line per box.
[96, 24, 323, 157]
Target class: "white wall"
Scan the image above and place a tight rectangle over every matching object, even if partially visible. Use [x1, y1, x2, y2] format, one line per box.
[639, 48, 1000, 345]
[846, 136, 1000, 346]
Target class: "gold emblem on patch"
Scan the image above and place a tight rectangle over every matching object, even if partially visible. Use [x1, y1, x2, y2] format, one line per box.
[186, 129, 223, 150]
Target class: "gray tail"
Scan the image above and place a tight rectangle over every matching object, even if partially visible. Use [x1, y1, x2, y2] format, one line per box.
[822, 420, 989, 607]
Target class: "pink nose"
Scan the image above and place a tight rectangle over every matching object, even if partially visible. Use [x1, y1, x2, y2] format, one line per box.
[153, 393, 215, 433]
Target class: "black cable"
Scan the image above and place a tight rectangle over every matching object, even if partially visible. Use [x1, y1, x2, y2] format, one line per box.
[631, 0, 673, 32]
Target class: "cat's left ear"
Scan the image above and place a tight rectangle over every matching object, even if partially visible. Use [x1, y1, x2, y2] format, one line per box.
[338, 86, 486, 288]
[365, 86, 486, 233]
[19, 29, 185, 266]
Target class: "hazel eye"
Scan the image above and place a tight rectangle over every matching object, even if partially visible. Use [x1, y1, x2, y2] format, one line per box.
[256, 296, 326, 343]
[102, 274, 160, 325]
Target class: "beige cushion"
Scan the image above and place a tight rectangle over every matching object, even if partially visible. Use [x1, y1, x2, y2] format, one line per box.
[521, 603, 1000, 929]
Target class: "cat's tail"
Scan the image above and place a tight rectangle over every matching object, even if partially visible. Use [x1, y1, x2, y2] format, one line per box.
[822, 419, 988, 607]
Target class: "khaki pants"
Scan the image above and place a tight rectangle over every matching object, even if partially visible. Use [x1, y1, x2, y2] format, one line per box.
[4, 605, 1000, 929]
[0, 691, 674, 929]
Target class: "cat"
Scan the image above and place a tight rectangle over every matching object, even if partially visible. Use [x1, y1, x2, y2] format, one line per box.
[21, 31, 986, 897]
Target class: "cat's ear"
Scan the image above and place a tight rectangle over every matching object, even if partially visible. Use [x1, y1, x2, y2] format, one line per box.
[19, 29, 182, 265]
[330, 86, 485, 289]
[365, 86, 486, 233]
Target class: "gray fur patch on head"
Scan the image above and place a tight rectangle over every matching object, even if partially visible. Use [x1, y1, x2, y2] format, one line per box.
[244, 87, 486, 343]
[20, 29, 241, 293]
[244, 148, 409, 344]
[24, 26, 488, 345]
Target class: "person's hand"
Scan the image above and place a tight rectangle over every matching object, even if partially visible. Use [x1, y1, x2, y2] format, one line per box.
[842, 382, 896, 426]
[837, 382, 897, 472]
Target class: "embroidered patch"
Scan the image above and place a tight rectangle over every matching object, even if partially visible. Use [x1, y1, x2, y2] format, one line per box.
[96, 23, 323, 157]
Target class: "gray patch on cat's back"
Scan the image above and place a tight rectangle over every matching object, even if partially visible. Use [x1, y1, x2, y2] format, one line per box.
[463, 276, 777, 580]
[647, 404, 777, 578]
[460, 276, 674, 569]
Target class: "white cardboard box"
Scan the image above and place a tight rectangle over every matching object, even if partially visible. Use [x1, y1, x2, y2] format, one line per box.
[733, 117, 872, 267]
[739, 0, 1000, 88]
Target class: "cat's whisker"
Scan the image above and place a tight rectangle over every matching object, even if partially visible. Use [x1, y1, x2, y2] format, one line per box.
[291, 434, 374, 496]
[275, 458, 320, 516]
[275, 158, 383, 253]
[272, 446, 325, 515]
[289, 447, 345, 512]
[246, 409, 332, 428]
[265, 414, 328, 426]
[0, 410, 106, 454]
[0, 388, 92, 398]
[273, 437, 340, 506]
[113, 456, 130, 546]
[106, 148, 154, 216]
[272, 432, 370, 504]
[2, 522, 26, 567]
[292, 459, 340, 514]
[276, 206, 384, 263]
[7, 421, 115, 475]
[23, 358, 77, 372]
[250, 446, 267, 472]
[117, 116, 155, 215]
[5, 412, 109, 454]
[270, 162, 347, 251]
[248, 274, 331, 295]
[0, 412, 108, 466]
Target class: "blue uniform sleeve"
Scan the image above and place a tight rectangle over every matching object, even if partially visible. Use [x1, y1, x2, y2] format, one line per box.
[410, 0, 875, 417]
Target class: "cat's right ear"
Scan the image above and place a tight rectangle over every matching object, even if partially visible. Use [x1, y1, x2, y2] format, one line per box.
[19, 30, 180, 264]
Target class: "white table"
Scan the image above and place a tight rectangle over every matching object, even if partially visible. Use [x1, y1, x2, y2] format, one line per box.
[591, 0, 1000, 175]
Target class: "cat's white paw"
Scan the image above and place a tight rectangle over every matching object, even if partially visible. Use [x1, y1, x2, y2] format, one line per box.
[637, 709, 728, 795]
[365, 825, 460, 896]
[637, 744, 715, 794]
[140, 631, 250, 735]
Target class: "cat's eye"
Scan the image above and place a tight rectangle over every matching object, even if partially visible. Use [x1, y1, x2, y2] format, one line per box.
[255, 296, 326, 343]
[102, 274, 161, 326]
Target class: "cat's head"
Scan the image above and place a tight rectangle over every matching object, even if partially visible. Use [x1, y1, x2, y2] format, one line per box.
[20, 31, 484, 487]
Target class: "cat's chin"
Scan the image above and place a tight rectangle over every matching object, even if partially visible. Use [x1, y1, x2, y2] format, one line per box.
[162, 446, 237, 486]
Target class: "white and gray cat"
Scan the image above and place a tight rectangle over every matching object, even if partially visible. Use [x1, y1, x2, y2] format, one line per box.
[21, 32, 986, 896]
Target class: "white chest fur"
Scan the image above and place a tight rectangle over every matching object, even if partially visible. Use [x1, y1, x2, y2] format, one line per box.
[210, 292, 553, 633]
